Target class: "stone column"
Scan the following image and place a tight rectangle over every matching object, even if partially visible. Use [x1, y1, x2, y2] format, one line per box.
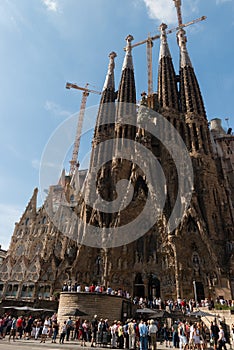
[168, 235, 181, 299]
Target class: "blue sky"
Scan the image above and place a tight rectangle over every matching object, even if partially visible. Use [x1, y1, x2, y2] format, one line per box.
[0, 0, 233, 250]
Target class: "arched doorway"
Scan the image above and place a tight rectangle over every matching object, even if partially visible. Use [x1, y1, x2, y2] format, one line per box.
[148, 274, 160, 300]
[134, 273, 145, 297]
[193, 281, 205, 302]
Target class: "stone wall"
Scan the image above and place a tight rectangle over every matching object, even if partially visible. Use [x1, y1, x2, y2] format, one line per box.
[58, 292, 134, 325]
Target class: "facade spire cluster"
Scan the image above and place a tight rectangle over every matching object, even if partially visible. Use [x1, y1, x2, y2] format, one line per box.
[0, 5, 233, 307]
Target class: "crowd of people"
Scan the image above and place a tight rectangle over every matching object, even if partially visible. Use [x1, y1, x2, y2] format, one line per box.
[62, 281, 234, 315]
[1, 311, 234, 350]
[133, 296, 234, 315]
[62, 281, 131, 299]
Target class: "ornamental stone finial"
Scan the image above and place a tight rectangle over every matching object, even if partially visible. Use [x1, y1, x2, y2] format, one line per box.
[122, 35, 134, 70]
[159, 22, 171, 59]
[103, 51, 117, 90]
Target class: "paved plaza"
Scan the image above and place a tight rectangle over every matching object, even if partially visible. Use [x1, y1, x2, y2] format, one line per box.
[0, 339, 219, 350]
[0, 339, 92, 350]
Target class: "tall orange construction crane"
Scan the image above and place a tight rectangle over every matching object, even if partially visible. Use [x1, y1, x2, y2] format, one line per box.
[66, 82, 101, 175]
[127, 13, 206, 96]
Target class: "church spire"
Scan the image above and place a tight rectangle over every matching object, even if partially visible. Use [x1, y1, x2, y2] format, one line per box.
[117, 35, 136, 106]
[94, 51, 117, 131]
[157, 23, 179, 111]
[177, 28, 206, 117]
[102, 51, 117, 95]
[115, 34, 137, 145]
[90, 52, 117, 170]
[122, 34, 134, 71]
[177, 29, 212, 154]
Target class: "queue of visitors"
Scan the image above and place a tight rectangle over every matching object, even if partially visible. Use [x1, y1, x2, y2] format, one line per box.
[62, 281, 131, 299]
[62, 282, 234, 316]
[1, 311, 233, 350]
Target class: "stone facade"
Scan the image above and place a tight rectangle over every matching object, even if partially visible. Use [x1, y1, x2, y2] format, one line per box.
[0, 245, 7, 298]
[0, 17, 234, 305]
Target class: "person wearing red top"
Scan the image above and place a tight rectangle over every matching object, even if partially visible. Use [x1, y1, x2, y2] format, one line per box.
[16, 316, 23, 339]
[90, 284, 95, 293]
[181, 299, 187, 314]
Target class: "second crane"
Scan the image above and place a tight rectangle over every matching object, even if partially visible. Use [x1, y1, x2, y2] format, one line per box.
[66, 82, 101, 175]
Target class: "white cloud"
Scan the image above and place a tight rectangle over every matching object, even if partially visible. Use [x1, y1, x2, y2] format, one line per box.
[143, 0, 176, 25]
[44, 100, 70, 117]
[0, 203, 22, 250]
[42, 0, 59, 12]
[142, 0, 200, 25]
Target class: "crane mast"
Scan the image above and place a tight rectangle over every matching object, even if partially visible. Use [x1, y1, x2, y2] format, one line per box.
[66, 82, 101, 175]
[147, 38, 153, 96]
[173, 0, 183, 26]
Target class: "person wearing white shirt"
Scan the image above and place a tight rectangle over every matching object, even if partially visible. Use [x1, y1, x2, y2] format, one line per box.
[148, 319, 158, 350]
[218, 326, 227, 350]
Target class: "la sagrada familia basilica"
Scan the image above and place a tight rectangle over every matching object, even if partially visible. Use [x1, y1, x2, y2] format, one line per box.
[0, 1, 234, 304]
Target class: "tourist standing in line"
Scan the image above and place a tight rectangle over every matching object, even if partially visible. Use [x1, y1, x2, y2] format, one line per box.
[161, 323, 171, 348]
[8, 317, 17, 342]
[16, 316, 23, 339]
[111, 320, 118, 348]
[218, 326, 227, 350]
[148, 319, 158, 350]
[51, 320, 59, 343]
[81, 319, 88, 346]
[118, 321, 124, 349]
[40, 319, 50, 343]
[25, 315, 33, 339]
[128, 319, 136, 350]
[193, 323, 201, 350]
[59, 321, 67, 344]
[66, 316, 73, 341]
[91, 314, 98, 347]
[74, 317, 80, 340]
[123, 320, 129, 349]
[139, 320, 148, 350]
[210, 321, 219, 350]
[35, 318, 42, 340]
[172, 321, 179, 348]
[188, 322, 194, 350]
[178, 321, 188, 350]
